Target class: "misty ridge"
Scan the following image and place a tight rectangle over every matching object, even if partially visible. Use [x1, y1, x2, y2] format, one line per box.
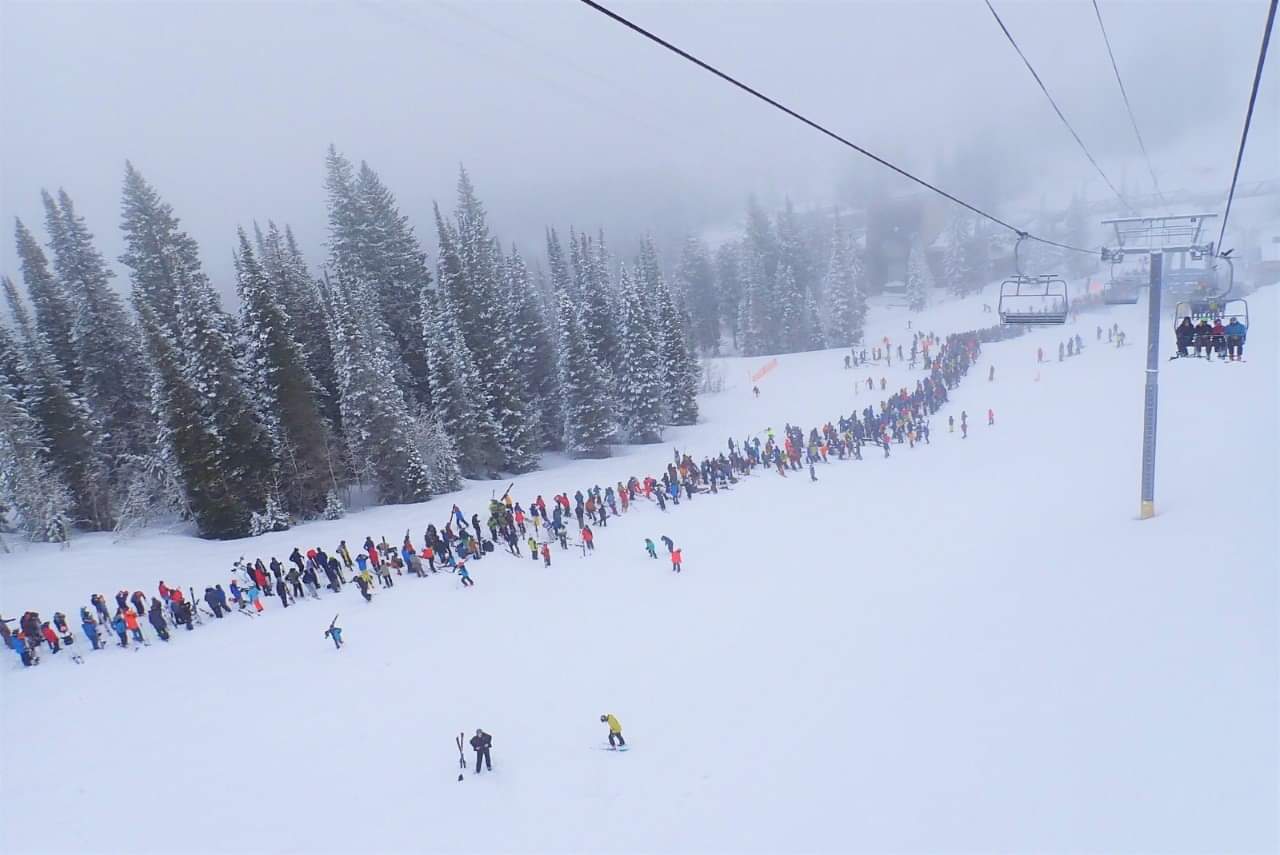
[0, 0, 1275, 542]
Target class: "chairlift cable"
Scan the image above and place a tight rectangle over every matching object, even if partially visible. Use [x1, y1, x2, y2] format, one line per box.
[575, 0, 1097, 256]
[1090, 0, 1167, 206]
[1216, 0, 1276, 252]
[983, 0, 1134, 213]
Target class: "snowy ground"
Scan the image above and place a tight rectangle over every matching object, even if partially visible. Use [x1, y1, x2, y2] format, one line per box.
[2, 282, 1276, 854]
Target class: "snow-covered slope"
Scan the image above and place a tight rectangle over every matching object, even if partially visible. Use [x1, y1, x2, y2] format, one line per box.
[2, 284, 1275, 854]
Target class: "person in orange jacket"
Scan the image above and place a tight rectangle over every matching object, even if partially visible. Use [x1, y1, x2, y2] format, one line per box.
[40, 622, 61, 654]
[122, 608, 145, 643]
[671, 548, 683, 574]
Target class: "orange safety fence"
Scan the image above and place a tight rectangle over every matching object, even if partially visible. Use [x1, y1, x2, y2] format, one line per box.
[748, 357, 778, 384]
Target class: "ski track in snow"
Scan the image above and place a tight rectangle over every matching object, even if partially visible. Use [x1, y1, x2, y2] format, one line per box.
[1, 282, 1276, 854]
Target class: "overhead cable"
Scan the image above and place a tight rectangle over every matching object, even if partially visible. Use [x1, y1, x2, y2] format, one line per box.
[1217, 0, 1276, 251]
[983, 0, 1133, 213]
[574, 0, 1096, 255]
[1090, 0, 1166, 206]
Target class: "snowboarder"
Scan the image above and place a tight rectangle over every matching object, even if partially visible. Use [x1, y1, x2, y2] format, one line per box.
[353, 572, 373, 603]
[988, 408, 994, 426]
[458, 561, 474, 587]
[988, 365, 994, 382]
[644, 538, 657, 559]
[541, 543, 552, 567]
[324, 615, 343, 649]
[671, 548, 683, 573]
[601, 713, 625, 748]
[470, 729, 493, 773]
[147, 599, 171, 641]
[660, 535, 674, 554]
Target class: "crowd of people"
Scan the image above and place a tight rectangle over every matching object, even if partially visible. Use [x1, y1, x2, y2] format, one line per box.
[3, 320, 1032, 670]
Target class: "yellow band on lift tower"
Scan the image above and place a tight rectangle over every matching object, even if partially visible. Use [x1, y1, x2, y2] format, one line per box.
[1140, 501, 1155, 520]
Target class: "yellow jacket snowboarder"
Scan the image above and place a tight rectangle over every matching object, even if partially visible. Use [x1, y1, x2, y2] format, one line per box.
[601, 713, 625, 748]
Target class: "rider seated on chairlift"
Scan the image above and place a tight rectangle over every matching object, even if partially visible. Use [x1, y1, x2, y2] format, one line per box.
[1193, 319, 1214, 357]
[1225, 316, 1247, 360]
[1176, 317, 1195, 357]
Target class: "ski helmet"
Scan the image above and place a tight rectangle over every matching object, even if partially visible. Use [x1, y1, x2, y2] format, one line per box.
[600, 715, 608, 722]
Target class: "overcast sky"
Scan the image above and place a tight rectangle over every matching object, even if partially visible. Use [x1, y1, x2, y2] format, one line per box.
[2, 0, 1275, 292]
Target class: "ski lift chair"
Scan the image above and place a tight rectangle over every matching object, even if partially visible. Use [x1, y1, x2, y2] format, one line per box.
[1172, 298, 1249, 333]
[998, 275, 1069, 325]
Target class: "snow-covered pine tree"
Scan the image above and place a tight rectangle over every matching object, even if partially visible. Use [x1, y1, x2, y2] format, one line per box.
[322, 488, 346, 521]
[776, 197, 817, 301]
[714, 242, 744, 350]
[737, 247, 774, 357]
[42, 189, 153, 469]
[257, 222, 346, 459]
[0, 353, 73, 543]
[120, 163, 273, 537]
[420, 282, 502, 477]
[441, 169, 540, 472]
[651, 267, 699, 426]
[134, 299, 255, 539]
[799, 288, 825, 351]
[555, 289, 613, 458]
[14, 217, 79, 392]
[942, 215, 972, 297]
[323, 270, 433, 503]
[775, 264, 804, 352]
[432, 201, 520, 475]
[353, 160, 433, 408]
[503, 245, 562, 450]
[323, 147, 418, 406]
[249, 490, 290, 536]
[615, 264, 664, 443]
[744, 196, 779, 286]
[545, 227, 574, 302]
[824, 223, 865, 347]
[2, 275, 112, 530]
[676, 236, 720, 354]
[575, 230, 622, 384]
[964, 221, 991, 290]
[905, 244, 934, 312]
[235, 229, 334, 518]
[411, 410, 463, 494]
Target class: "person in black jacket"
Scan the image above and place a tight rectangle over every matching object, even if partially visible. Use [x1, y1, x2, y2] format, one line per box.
[148, 598, 171, 641]
[205, 586, 224, 618]
[290, 547, 306, 575]
[470, 729, 493, 773]
[276, 576, 290, 607]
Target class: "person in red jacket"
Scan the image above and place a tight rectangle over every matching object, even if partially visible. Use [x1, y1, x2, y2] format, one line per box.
[540, 543, 552, 567]
[988, 408, 995, 426]
[421, 545, 436, 573]
[40, 622, 61, 653]
[581, 526, 594, 553]
[671, 548, 683, 574]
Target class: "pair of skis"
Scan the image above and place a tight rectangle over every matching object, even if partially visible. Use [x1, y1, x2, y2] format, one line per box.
[456, 732, 466, 781]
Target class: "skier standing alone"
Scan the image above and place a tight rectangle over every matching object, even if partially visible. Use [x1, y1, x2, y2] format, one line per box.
[601, 714, 625, 748]
[470, 729, 493, 773]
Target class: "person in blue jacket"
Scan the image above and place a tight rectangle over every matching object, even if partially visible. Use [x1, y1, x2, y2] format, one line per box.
[1224, 316, 1247, 360]
[457, 561, 474, 587]
[12, 632, 33, 666]
[80, 608, 101, 650]
[110, 613, 128, 647]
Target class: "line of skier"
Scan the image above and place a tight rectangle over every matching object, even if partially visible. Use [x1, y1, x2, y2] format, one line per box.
[4, 319, 1014, 669]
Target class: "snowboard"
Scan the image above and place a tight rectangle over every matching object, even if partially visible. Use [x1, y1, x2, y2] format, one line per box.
[596, 744, 630, 752]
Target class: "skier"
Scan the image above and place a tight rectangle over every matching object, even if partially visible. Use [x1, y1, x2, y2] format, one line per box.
[671, 547, 683, 573]
[458, 561, 474, 587]
[601, 713, 625, 748]
[541, 543, 552, 567]
[80, 608, 101, 650]
[122, 607, 145, 643]
[147, 599, 171, 641]
[470, 729, 493, 773]
[644, 538, 657, 559]
[660, 535, 674, 554]
[988, 365, 994, 382]
[324, 616, 343, 650]
[988, 408, 994, 426]
[582, 526, 594, 553]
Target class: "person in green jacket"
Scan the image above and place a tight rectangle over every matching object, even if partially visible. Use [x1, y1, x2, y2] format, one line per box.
[644, 539, 657, 560]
